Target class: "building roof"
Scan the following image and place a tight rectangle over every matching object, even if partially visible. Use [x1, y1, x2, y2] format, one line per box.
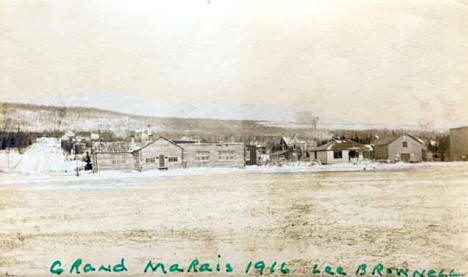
[172, 140, 198, 144]
[372, 136, 398, 146]
[373, 134, 423, 146]
[92, 141, 132, 153]
[132, 137, 184, 152]
[281, 136, 306, 147]
[449, 126, 468, 131]
[281, 136, 317, 148]
[269, 150, 289, 157]
[311, 139, 367, 151]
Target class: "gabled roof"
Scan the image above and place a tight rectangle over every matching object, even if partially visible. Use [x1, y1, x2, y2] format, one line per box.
[269, 150, 290, 157]
[373, 134, 423, 146]
[312, 139, 367, 151]
[92, 141, 132, 153]
[132, 137, 184, 152]
[281, 136, 306, 146]
[372, 136, 397, 146]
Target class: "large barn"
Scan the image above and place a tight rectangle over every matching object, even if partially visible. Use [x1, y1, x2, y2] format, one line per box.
[449, 126, 468, 161]
[373, 134, 424, 162]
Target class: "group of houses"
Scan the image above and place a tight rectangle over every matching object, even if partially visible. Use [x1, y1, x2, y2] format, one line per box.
[91, 137, 244, 172]
[85, 126, 468, 172]
[90, 133, 425, 172]
[247, 133, 427, 166]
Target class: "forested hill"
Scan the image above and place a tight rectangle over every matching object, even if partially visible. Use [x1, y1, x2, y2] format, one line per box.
[0, 102, 317, 138]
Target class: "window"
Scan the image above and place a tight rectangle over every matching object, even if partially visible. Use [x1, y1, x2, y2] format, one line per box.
[145, 157, 156, 163]
[218, 150, 235, 161]
[195, 150, 210, 161]
[333, 151, 343, 159]
[402, 141, 408, 148]
[168, 157, 178, 162]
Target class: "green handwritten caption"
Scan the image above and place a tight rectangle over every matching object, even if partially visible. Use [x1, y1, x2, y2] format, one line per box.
[49, 257, 466, 277]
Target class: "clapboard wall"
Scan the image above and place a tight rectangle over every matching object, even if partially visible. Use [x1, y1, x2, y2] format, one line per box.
[92, 152, 136, 172]
[182, 143, 245, 168]
[134, 138, 184, 170]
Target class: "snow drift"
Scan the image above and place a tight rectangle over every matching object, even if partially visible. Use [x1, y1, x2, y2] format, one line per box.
[14, 137, 81, 174]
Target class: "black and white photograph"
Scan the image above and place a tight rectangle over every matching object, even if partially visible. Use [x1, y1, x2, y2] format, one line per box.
[0, 1, 467, 276]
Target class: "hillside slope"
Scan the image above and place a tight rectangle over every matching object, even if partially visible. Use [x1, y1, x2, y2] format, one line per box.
[0, 102, 314, 138]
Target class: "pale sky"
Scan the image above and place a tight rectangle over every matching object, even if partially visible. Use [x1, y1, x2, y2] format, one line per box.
[0, 0, 467, 126]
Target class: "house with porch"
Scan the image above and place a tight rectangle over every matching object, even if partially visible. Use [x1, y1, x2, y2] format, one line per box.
[310, 139, 368, 164]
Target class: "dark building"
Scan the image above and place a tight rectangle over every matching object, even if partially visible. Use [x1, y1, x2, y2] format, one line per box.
[449, 126, 468, 161]
[245, 144, 258, 166]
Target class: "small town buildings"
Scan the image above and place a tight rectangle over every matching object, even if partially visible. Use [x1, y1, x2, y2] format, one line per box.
[72, 142, 87, 155]
[449, 126, 468, 161]
[91, 141, 136, 172]
[91, 137, 245, 172]
[268, 150, 289, 165]
[279, 136, 317, 161]
[373, 134, 424, 162]
[310, 139, 368, 164]
[132, 137, 184, 170]
[245, 142, 269, 165]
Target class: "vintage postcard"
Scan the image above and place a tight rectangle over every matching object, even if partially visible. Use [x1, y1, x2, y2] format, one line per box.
[0, 0, 467, 276]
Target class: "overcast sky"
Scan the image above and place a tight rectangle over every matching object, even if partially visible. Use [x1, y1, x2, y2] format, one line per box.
[1, 0, 467, 126]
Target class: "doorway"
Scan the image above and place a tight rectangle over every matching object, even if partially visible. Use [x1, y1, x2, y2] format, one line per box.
[400, 153, 410, 162]
[159, 154, 165, 168]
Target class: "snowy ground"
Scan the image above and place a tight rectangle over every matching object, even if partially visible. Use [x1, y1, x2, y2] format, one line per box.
[0, 161, 464, 188]
[0, 162, 467, 276]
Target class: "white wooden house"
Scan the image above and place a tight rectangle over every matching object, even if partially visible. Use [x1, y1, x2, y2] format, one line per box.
[310, 139, 368, 164]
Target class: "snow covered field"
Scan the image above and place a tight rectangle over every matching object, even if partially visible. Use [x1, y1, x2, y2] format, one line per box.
[0, 162, 467, 276]
[0, 160, 464, 189]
